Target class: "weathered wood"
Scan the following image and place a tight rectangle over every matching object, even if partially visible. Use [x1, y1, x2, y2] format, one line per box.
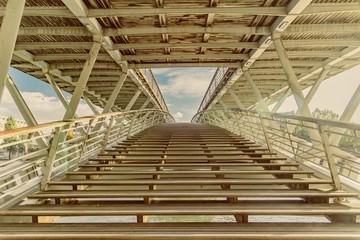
[0, 223, 359, 239]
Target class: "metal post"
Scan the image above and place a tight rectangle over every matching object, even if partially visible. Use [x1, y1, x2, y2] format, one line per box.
[141, 111, 152, 131]
[259, 115, 273, 151]
[63, 38, 102, 120]
[127, 112, 139, 137]
[0, 0, 26, 102]
[318, 125, 342, 190]
[100, 117, 115, 153]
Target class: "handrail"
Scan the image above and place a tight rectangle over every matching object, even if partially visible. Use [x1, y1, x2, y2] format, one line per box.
[0, 109, 174, 209]
[193, 108, 360, 194]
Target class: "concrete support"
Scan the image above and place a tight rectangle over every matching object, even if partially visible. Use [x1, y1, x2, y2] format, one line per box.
[102, 70, 128, 114]
[243, 70, 269, 111]
[305, 66, 330, 104]
[6, 75, 48, 148]
[63, 38, 102, 120]
[229, 89, 245, 109]
[140, 98, 151, 110]
[125, 88, 142, 111]
[272, 34, 313, 117]
[0, 0, 25, 102]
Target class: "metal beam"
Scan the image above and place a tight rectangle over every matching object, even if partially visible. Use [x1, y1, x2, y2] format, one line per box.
[87, 6, 286, 17]
[129, 62, 241, 69]
[102, 70, 128, 113]
[104, 26, 271, 36]
[205, 0, 312, 111]
[243, 70, 269, 112]
[122, 53, 249, 61]
[83, 95, 100, 115]
[305, 67, 330, 104]
[63, 39, 102, 120]
[228, 89, 245, 109]
[285, 23, 360, 34]
[125, 89, 142, 111]
[140, 98, 151, 110]
[0, 0, 26, 102]
[271, 88, 291, 113]
[5, 75, 48, 148]
[272, 34, 313, 117]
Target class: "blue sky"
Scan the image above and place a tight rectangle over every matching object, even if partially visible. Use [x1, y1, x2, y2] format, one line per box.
[0, 66, 359, 123]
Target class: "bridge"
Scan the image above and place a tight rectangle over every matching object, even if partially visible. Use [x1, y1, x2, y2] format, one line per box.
[0, 0, 360, 239]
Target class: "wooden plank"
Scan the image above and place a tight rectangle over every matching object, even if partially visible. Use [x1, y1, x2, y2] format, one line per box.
[89, 157, 287, 161]
[48, 178, 332, 186]
[0, 223, 359, 240]
[66, 170, 313, 176]
[28, 189, 359, 199]
[3, 203, 360, 216]
[78, 163, 299, 168]
[97, 152, 279, 157]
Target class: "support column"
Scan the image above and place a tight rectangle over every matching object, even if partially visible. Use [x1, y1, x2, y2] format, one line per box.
[0, 0, 26, 102]
[140, 98, 151, 110]
[6, 75, 48, 148]
[125, 88, 142, 111]
[63, 38, 102, 120]
[102, 70, 128, 114]
[229, 89, 245, 109]
[272, 34, 313, 117]
[305, 66, 330, 104]
[243, 70, 269, 112]
[271, 88, 291, 113]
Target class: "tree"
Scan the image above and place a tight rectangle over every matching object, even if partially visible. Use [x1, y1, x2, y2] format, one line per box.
[292, 108, 360, 153]
[3, 116, 18, 159]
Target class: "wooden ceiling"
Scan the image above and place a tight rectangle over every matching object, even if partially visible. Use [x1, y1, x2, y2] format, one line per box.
[1, 0, 359, 112]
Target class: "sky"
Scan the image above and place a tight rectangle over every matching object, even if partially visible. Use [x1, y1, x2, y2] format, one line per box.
[0, 65, 359, 124]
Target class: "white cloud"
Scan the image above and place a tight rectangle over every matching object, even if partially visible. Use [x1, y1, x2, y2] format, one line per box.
[0, 89, 95, 124]
[158, 68, 216, 98]
[172, 111, 185, 122]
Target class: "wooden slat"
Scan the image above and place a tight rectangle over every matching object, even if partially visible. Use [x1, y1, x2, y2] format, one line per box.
[28, 189, 359, 200]
[3, 203, 360, 216]
[0, 223, 359, 239]
[78, 163, 300, 168]
[48, 178, 332, 186]
[66, 170, 313, 176]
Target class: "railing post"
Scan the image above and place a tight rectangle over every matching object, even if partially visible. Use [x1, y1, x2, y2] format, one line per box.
[40, 126, 66, 191]
[127, 112, 139, 137]
[259, 115, 273, 151]
[318, 124, 342, 190]
[100, 116, 115, 153]
[141, 111, 152, 131]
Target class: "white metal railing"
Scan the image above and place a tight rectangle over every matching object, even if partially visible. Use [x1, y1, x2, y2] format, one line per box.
[198, 67, 229, 112]
[133, 68, 168, 112]
[193, 108, 360, 193]
[0, 109, 174, 208]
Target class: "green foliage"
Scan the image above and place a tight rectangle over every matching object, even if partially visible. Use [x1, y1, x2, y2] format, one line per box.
[3, 116, 18, 159]
[292, 108, 359, 153]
